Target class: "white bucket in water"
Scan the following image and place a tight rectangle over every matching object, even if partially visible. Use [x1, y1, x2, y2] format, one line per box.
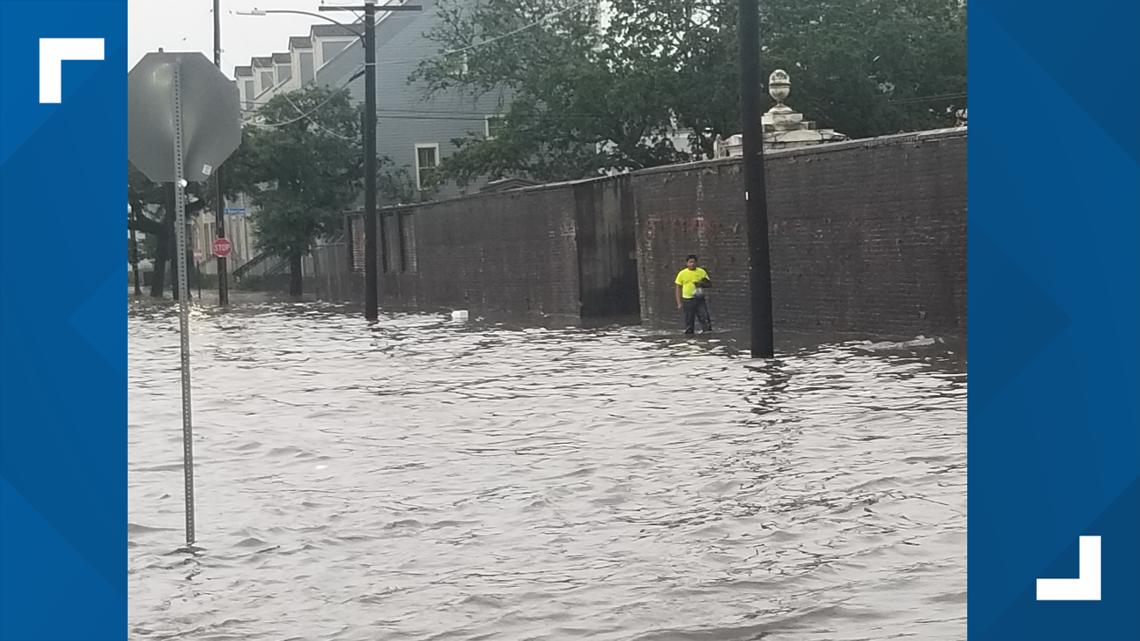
[451, 310, 469, 321]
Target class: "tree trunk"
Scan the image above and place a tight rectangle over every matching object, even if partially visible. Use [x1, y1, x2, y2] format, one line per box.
[129, 207, 142, 296]
[149, 189, 175, 298]
[169, 249, 179, 301]
[289, 251, 304, 298]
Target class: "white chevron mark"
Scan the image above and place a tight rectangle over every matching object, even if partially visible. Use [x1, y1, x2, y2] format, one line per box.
[1036, 536, 1101, 601]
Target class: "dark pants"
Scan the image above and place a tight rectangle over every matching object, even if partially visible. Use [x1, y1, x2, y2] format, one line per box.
[683, 296, 711, 334]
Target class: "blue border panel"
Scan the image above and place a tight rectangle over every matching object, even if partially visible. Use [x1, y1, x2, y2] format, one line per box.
[0, 1, 126, 639]
[969, 0, 1140, 638]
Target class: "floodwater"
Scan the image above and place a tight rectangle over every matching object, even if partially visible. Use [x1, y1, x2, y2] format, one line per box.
[129, 301, 966, 641]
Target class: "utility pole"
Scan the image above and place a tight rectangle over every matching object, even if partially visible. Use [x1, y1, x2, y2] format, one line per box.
[320, 1, 420, 321]
[739, 0, 774, 357]
[213, 0, 231, 306]
[362, 1, 379, 320]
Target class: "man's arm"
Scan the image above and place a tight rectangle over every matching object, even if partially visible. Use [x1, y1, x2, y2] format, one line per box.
[675, 284, 683, 309]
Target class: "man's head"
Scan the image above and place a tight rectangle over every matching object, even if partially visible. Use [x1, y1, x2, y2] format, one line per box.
[686, 254, 698, 269]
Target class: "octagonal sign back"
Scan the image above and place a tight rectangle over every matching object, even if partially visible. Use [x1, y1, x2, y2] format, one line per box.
[129, 51, 242, 183]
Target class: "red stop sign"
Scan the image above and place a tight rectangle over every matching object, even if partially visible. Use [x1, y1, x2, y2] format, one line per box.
[212, 237, 232, 258]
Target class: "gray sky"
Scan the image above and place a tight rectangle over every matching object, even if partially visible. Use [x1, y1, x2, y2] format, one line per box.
[128, 0, 350, 77]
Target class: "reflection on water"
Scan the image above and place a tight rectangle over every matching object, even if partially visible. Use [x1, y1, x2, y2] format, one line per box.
[129, 301, 965, 641]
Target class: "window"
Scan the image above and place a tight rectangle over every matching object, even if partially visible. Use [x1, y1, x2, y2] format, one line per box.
[321, 40, 351, 65]
[485, 115, 506, 140]
[259, 71, 274, 92]
[414, 144, 440, 191]
[243, 80, 255, 109]
[300, 52, 315, 84]
[277, 64, 292, 82]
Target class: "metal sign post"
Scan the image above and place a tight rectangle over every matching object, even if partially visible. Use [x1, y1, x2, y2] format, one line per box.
[171, 61, 196, 547]
[129, 50, 241, 547]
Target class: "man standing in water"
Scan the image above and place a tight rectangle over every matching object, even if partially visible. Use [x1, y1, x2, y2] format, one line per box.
[675, 254, 712, 335]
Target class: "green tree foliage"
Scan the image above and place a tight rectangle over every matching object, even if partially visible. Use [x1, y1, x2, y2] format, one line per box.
[225, 85, 426, 295]
[226, 86, 363, 296]
[414, 0, 966, 182]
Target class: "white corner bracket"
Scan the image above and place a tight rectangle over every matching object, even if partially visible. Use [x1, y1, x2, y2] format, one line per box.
[1036, 535, 1102, 601]
[39, 38, 105, 104]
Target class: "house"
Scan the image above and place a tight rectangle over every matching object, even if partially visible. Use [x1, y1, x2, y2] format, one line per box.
[198, 0, 508, 286]
[289, 36, 315, 87]
[313, 0, 509, 200]
[234, 65, 255, 110]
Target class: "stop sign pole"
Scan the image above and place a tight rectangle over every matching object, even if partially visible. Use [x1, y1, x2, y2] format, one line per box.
[130, 50, 241, 548]
[170, 60, 198, 548]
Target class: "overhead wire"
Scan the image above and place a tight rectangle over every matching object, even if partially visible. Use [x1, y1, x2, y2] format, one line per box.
[245, 0, 960, 129]
[244, 64, 363, 128]
[244, 0, 598, 123]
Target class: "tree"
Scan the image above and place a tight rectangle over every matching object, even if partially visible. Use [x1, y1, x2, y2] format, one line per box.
[128, 164, 213, 298]
[227, 86, 363, 297]
[414, 0, 966, 182]
[413, 0, 683, 183]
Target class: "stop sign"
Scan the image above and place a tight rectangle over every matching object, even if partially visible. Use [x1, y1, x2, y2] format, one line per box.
[212, 237, 232, 258]
[128, 52, 242, 183]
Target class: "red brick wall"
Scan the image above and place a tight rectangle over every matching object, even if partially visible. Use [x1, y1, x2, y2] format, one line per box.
[633, 129, 967, 337]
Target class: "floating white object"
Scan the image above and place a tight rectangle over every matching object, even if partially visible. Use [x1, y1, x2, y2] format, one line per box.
[451, 310, 469, 321]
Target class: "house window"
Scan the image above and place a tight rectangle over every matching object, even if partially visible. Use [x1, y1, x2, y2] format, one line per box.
[259, 71, 274, 92]
[243, 80, 255, 109]
[414, 144, 440, 191]
[321, 40, 352, 65]
[485, 115, 506, 140]
[277, 64, 292, 82]
[300, 52, 315, 84]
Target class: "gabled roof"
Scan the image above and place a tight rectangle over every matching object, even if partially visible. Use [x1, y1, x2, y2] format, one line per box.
[234, 65, 253, 77]
[311, 22, 362, 38]
[252, 56, 273, 67]
[289, 36, 312, 50]
[272, 52, 291, 64]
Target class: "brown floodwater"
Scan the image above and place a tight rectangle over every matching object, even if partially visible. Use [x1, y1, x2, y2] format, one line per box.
[129, 301, 965, 640]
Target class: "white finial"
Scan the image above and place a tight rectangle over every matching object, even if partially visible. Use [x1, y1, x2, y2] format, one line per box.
[768, 69, 791, 108]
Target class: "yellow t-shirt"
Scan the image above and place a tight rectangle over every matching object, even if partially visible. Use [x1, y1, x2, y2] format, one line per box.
[675, 267, 709, 299]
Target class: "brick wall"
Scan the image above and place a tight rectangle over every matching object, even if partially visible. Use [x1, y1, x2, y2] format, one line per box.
[350, 176, 642, 322]
[633, 128, 967, 337]
[342, 128, 966, 338]
[573, 176, 641, 319]
[368, 185, 581, 321]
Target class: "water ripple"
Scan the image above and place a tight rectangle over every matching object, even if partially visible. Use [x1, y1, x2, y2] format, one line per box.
[129, 301, 965, 640]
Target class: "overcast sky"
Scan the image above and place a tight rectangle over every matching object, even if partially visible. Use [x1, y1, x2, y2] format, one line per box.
[128, 0, 350, 76]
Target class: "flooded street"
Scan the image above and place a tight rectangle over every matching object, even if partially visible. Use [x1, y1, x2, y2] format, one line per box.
[129, 302, 965, 641]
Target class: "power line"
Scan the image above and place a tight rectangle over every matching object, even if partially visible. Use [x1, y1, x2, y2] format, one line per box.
[280, 93, 361, 141]
[240, 0, 596, 126]
[244, 66, 363, 128]
[372, 0, 598, 68]
[244, 92, 967, 122]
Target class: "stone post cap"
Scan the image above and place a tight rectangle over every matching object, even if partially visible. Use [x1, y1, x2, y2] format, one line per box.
[768, 69, 792, 114]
